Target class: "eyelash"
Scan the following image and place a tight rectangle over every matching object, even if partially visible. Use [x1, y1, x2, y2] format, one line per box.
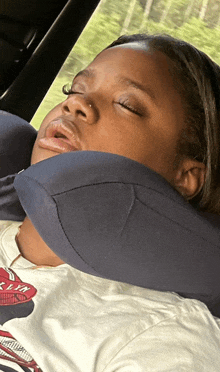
[62, 84, 142, 116]
[117, 99, 141, 116]
[62, 84, 78, 95]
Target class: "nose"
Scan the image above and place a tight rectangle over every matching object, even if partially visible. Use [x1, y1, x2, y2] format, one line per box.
[61, 95, 97, 124]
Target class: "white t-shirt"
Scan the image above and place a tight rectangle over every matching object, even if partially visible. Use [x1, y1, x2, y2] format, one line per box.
[0, 220, 220, 372]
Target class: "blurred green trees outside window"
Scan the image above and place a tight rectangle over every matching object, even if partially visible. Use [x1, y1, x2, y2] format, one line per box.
[31, 0, 220, 129]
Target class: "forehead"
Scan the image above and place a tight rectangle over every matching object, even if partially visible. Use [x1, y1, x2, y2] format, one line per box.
[88, 44, 176, 98]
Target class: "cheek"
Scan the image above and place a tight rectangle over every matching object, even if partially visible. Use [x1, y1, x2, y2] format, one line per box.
[130, 117, 180, 175]
[141, 132, 180, 180]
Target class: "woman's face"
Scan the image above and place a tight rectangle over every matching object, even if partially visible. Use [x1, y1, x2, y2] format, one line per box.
[31, 43, 185, 183]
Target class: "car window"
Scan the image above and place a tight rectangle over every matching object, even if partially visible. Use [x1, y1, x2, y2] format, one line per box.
[31, 0, 220, 129]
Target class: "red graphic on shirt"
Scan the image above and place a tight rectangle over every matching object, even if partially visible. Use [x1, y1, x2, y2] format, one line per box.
[0, 268, 37, 305]
[0, 330, 43, 371]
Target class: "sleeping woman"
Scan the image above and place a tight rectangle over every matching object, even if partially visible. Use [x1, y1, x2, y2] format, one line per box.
[1, 33, 220, 371]
[19, 33, 220, 265]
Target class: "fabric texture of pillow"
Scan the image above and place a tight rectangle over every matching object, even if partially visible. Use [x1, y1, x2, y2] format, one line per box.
[14, 151, 220, 316]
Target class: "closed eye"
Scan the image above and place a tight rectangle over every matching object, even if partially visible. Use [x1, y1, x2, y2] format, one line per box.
[62, 84, 74, 95]
[62, 84, 83, 96]
[117, 99, 142, 116]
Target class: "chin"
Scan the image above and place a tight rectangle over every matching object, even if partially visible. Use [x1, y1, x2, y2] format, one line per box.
[31, 147, 61, 165]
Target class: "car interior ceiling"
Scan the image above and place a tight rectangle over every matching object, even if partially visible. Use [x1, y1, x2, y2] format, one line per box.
[0, 0, 101, 122]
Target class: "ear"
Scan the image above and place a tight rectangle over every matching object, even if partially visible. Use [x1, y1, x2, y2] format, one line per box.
[172, 159, 207, 200]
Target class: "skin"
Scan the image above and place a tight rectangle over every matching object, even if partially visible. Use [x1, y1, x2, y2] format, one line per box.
[32, 44, 186, 181]
[17, 43, 206, 266]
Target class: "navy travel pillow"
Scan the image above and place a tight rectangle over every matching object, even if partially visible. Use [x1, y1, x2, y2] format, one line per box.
[0, 111, 37, 221]
[14, 151, 220, 317]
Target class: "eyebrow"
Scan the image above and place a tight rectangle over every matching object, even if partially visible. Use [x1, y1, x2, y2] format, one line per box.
[117, 76, 156, 100]
[74, 69, 155, 101]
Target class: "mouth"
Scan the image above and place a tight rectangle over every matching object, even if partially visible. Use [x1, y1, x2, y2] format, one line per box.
[38, 118, 81, 154]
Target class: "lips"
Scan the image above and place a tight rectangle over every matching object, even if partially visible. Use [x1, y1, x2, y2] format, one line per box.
[38, 118, 81, 154]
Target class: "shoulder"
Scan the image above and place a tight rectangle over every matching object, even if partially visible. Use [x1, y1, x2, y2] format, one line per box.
[103, 299, 220, 371]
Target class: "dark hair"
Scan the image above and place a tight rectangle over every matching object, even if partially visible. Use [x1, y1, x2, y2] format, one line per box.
[107, 34, 220, 214]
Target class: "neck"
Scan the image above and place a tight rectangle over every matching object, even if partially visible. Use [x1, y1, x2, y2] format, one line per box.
[16, 217, 65, 267]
